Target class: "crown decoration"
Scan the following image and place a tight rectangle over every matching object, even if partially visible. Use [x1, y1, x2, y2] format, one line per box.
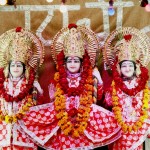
[51, 24, 100, 67]
[115, 34, 141, 63]
[0, 27, 44, 69]
[103, 27, 150, 67]
[7, 32, 32, 64]
[63, 27, 85, 58]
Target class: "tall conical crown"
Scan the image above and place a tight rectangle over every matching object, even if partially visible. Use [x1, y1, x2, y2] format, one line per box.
[0, 27, 44, 69]
[51, 23, 100, 67]
[7, 31, 33, 64]
[115, 34, 140, 63]
[103, 27, 150, 67]
[63, 26, 84, 58]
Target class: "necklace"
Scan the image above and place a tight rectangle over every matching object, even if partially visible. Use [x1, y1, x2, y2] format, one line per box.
[67, 75, 80, 87]
[8, 77, 26, 95]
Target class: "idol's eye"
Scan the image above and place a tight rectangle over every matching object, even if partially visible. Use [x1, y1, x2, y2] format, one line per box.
[74, 60, 80, 63]
[16, 64, 23, 67]
[10, 64, 15, 67]
[129, 64, 134, 67]
[66, 60, 72, 63]
[121, 65, 127, 68]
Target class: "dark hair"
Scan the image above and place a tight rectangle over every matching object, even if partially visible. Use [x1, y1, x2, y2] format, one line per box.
[65, 56, 83, 63]
[9, 60, 26, 74]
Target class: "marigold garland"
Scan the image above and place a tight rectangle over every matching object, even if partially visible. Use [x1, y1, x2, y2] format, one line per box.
[0, 95, 36, 123]
[54, 50, 94, 137]
[111, 80, 150, 133]
[0, 67, 36, 123]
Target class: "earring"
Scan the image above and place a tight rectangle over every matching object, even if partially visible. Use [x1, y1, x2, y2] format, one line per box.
[135, 64, 141, 77]
[25, 66, 30, 80]
[4, 65, 9, 78]
[117, 64, 121, 75]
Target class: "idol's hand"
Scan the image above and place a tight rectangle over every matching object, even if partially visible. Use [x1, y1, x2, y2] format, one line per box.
[33, 81, 43, 95]
[48, 83, 56, 100]
[92, 68, 103, 84]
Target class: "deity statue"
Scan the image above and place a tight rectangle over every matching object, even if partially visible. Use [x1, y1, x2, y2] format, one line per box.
[20, 24, 121, 150]
[0, 27, 44, 149]
[103, 27, 150, 150]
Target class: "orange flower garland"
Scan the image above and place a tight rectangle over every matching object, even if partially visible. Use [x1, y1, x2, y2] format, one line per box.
[111, 80, 150, 133]
[54, 65, 94, 138]
[0, 95, 35, 123]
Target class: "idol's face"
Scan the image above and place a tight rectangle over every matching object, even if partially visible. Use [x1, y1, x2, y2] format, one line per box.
[66, 56, 81, 74]
[10, 61, 24, 78]
[120, 61, 135, 78]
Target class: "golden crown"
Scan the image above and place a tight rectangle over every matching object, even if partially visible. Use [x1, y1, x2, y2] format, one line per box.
[103, 27, 150, 67]
[115, 34, 140, 63]
[0, 27, 44, 69]
[63, 27, 84, 58]
[7, 32, 33, 64]
[51, 24, 100, 67]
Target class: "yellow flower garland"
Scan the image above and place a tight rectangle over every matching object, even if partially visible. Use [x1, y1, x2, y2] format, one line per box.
[111, 80, 150, 133]
[54, 66, 94, 137]
[0, 95, 35, 123]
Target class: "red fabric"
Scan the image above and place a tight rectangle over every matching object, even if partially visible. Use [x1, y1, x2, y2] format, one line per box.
[104, 79, 150, 150]
[102, 69, 113, 92]
[38, 47, 56, 104]
[97, 84, 103, 100]
[2, 145, 36, 150]
[20, 103, 122, 150]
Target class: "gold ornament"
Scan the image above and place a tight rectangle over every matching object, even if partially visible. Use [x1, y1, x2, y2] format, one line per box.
[103, 27, 150, 67]
[7, 32, 33, 64]
[51, 24, 100, 67]
[0, 28, 44, 69]
[115, 37, 140, 63]
[63, 27, 84, 58]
